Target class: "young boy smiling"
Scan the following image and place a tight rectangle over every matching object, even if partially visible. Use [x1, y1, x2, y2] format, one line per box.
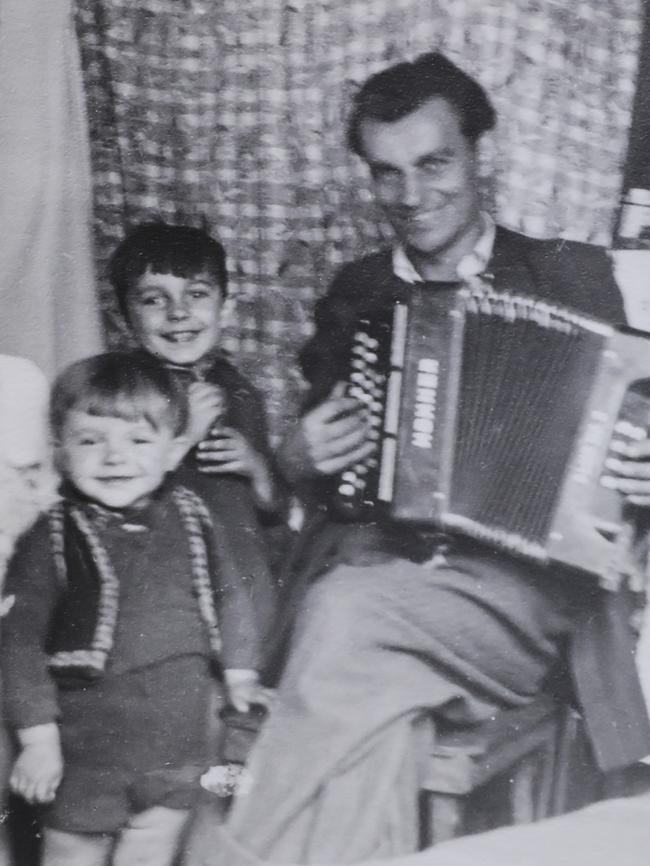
[109, 223, 278, 510]
[1, 353, 267, 866]
[108, 223, 279, 705]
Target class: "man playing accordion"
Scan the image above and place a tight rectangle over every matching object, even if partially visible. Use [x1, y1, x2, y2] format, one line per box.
[188, 52, 650, 866]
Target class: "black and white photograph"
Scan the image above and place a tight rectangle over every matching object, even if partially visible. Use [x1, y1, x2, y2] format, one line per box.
[2, 2, 650, 865]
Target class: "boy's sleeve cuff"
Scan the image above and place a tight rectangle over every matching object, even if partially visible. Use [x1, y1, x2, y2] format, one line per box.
[223, 669, 259, 685]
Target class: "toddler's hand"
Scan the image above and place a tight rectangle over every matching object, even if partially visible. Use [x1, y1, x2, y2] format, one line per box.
[187, 382, 225, 446]
[224, 670, 273, 713]
[11, 724, 63, 804]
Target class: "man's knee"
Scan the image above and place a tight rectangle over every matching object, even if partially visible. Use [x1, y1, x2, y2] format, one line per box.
[291, 565, 388, 654]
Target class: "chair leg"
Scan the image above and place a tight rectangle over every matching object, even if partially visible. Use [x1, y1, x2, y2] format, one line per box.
[509, 755, 537, 825]
[550, 708, 580, 816]
[425, 793, 464, 846]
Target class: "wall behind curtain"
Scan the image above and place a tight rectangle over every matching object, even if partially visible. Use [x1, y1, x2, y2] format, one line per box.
[75, 0, 641, 436]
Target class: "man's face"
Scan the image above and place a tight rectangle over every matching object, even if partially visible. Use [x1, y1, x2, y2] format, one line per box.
[127, 268, 223, 367]
[358, 97, 482, 265]
[58, 411, 183, 510]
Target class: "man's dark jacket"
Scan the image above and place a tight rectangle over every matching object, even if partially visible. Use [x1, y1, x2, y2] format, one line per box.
[293, 226, 650, 772]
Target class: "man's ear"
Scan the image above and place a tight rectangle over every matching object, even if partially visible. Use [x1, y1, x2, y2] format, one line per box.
[475, 132, 496, 179]
[165, 435, 191, 471]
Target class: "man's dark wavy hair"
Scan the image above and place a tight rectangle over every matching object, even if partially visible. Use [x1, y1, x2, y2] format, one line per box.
[347, 51, 496, 158]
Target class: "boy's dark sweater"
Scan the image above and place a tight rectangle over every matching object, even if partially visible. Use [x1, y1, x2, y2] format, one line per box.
[2, 485, 232, 730]
[152, 351, 278, 661]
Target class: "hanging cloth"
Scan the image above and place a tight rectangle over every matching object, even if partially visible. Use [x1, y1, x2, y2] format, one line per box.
[0, 0, 102, 376]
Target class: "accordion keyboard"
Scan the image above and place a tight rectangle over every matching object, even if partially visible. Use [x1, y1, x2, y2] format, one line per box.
[335, 329, 386, 516]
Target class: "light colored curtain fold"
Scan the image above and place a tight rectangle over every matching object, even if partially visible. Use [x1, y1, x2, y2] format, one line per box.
[0, 0, 102, 378]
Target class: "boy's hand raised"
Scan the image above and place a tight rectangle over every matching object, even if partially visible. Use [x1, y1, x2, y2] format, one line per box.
[196, 427, 261, 477]
[187, 382, 225, 446]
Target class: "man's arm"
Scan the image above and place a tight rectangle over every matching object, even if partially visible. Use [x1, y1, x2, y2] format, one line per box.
[278, 259, 389, 484]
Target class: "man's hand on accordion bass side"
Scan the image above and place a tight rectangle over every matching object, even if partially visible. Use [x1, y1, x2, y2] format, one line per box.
[278, 385, 376, 481]
[602, 437, 650, 507]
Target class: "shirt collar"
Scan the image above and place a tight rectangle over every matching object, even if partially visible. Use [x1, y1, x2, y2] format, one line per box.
[392, 212, 496, 284]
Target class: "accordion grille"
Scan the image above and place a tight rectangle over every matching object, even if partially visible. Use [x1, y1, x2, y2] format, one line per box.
[448, 300, 603, 545]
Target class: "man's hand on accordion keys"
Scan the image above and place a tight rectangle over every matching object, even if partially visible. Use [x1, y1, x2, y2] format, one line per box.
[278, 383, 377, 481]
[602, 436, 650, 507]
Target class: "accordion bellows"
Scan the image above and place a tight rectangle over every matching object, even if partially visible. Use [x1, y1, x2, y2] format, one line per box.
[334, 283, 650, 587]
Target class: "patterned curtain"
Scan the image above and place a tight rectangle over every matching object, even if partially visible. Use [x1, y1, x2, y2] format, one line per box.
[75, 0, 641, 437]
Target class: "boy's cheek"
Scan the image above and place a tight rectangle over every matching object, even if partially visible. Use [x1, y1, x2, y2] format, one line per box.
[128, 313, 158, 347]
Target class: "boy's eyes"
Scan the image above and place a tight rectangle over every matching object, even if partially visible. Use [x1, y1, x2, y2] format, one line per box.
[78, 436, 100, 446]
[73, 432, 155, 446]
[137, 294, 165, 307]
[135, 288, 214, 306]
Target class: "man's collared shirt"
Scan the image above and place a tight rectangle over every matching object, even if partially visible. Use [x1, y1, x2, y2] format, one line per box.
[392, 213, 496, 284]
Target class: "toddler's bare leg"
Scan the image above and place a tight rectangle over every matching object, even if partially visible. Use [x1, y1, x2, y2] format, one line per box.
[42, 828, 112, 866]
[112, 806, 190, 866]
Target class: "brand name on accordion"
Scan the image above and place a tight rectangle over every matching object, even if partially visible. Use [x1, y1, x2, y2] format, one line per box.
[412, 358, 440, 449]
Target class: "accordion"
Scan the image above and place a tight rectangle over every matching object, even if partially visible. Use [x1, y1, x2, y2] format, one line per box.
[333, 283, 650, 584]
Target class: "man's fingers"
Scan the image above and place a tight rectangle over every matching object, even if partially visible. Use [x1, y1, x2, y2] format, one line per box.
[610, 437, 650, 460]
[627, 495, 650, 507]
[305, 410, 368, 445]
[602, 475, 650, 495]
[603, 457, 650, 480]
[315, 440, 377, 476]
[311, 426, 372, 466]
[309, 396, 365, 426]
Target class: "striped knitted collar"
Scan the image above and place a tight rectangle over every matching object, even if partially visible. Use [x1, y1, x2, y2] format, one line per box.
[47, 484, 222, 676]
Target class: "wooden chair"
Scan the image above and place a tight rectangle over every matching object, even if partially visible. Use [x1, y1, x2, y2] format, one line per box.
[419, 696, 581, 847]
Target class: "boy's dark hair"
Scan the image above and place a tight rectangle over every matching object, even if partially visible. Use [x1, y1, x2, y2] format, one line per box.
[50, 351, 188, 439]
[108, 222, 228, 317]
[347, 51, 496, 157]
